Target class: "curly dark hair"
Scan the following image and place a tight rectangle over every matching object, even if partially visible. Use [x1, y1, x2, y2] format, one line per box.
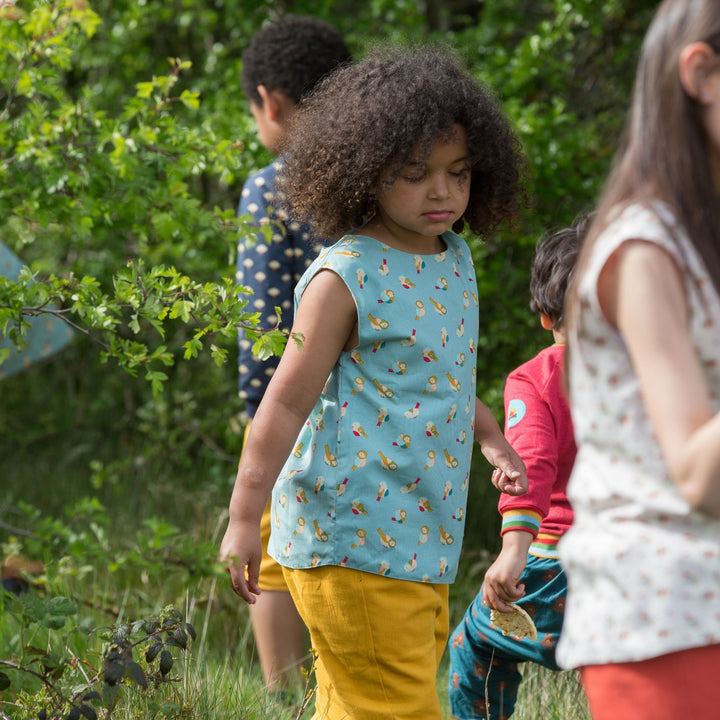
[241, 16, 351, 107]
[275, 45, 527, 241]
[529, 213, 593, 328]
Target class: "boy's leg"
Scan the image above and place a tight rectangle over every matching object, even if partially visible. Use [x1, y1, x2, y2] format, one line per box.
[448, 612, 521, 720]
[248, 589, 306, 690]
[283, 565, 449, 720]
[448, 555, 567, 720]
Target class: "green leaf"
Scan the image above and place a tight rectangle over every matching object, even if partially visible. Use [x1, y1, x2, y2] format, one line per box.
[43, 614, 69, 630]
[126, 661, 148, 689]
[179, 90, 200, 110]
[145, 642, 163, 663]
[171, 626, 188, 648]
[183, 337, 202, 359]
[79, 706, 98, 720]
[136, 81, 155, 98]
[46, 596, 77, 616]
[159, 649, 173, 676]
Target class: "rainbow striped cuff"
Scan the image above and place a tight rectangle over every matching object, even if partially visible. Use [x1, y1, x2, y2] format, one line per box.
[529, 532, 561, 559]
[500, 509, 542, 538]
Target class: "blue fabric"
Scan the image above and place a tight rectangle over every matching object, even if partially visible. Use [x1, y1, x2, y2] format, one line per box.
[235, 160, 320, 416]
[268, 231, 479, 583]
[0, 241, 74, 380]
[448, 555, 567, 719]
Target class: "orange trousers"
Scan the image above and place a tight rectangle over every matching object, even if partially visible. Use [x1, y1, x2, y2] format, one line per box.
[581, 643, 720, 720]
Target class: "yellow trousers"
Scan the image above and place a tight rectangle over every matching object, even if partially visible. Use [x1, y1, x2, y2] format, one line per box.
[283, 565, 449, 720]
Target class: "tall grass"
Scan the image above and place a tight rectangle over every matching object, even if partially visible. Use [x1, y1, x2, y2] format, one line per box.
[1, 364, 589, 719]
[1, 509, 590, 719]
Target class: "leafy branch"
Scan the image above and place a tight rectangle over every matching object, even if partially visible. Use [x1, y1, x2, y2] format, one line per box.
[0, 259, 293, 395]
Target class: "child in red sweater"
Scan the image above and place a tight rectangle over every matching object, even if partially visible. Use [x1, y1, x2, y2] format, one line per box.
[447, 215, 589, 719]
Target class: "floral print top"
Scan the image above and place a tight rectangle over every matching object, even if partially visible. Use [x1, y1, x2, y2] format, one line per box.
[557, 203, 720, 668]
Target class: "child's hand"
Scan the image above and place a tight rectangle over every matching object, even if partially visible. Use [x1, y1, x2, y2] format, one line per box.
[474, 399, 528, 495]
[218, 520, 263, 604]
[482, 532, 530, 611]
[483, 442, 528, 495]
[491, 465, 527, 495]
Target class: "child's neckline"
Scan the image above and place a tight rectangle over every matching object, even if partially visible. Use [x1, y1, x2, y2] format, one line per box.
[346, 232, 450, 257]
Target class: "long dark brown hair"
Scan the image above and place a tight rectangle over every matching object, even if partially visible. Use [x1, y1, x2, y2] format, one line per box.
[567, 0, 720, 331]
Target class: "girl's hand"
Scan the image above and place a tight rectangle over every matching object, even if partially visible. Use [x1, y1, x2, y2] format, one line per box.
[491, 466, 527, 495]
[482, 539, 529, 612]
[485, 442, 528, 495]
[218, 520, 263, 604]
[474, 398, 528, 495]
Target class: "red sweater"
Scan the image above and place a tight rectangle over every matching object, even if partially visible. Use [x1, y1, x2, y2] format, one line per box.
[498, 344, 576, 552]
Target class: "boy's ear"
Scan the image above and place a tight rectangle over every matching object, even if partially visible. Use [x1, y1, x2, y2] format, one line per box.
[540, 313, 554, 331]
[679, 42, 718, 103]
[256, 85, 293, 122]
[256, 85, 279, 119]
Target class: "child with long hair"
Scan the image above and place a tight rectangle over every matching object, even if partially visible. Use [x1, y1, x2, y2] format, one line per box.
[558, 1, 720, 718]
[220, 46, 528, 719]
[448, 215, 588, 720]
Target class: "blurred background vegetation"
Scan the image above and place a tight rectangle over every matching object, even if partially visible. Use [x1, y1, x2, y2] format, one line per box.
[0, 0, 657, 717]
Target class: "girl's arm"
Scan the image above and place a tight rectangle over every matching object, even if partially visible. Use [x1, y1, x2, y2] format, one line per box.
[219, 270, 357, 603]
[474, 398, 528, 496]
[603, 240, 720, 517]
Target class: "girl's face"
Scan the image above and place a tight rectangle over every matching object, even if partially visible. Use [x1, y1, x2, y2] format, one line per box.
[371, 125, 471, 253]
[680, 41, 720, 188]
[701, 72, 720, 187]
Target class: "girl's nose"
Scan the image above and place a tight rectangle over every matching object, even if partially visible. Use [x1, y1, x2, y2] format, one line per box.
[428, 173, 451, 199]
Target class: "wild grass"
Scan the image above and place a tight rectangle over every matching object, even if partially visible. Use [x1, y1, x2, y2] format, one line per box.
[1, 511, 590, 719]
[1, 364, 590, 719]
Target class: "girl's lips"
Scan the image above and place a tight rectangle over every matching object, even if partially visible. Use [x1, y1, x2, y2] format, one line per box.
[423, 211, 453, 222]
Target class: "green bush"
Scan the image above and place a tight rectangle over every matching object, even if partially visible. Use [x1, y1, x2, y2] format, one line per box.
[1, 2, 658, 714]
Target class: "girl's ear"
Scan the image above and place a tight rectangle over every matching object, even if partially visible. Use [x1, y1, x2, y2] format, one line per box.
[540, 312, 554, 331]
[679, 42, 718, 103]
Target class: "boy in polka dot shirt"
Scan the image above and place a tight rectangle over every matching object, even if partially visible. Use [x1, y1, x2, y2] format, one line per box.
[234, 16, 350, 692]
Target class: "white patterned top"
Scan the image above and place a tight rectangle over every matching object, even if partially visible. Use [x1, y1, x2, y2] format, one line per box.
[557, 202, 720, 669]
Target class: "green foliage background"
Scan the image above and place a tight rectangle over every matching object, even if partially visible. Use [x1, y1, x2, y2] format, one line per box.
[0, 0, 659, 716]
[1, 0, 659, 548]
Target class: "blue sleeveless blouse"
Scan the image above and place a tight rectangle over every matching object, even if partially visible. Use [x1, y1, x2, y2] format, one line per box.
[268, 231, 479, 583]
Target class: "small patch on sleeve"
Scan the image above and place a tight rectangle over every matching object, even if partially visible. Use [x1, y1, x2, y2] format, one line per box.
[507, 398, 526, 428]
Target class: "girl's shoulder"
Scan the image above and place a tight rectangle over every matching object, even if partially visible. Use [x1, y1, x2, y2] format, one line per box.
[587, 201, 686, 281]
[603, 201, 681, 249]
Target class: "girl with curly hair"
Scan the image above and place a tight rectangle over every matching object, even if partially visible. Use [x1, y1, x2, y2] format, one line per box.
[221, 46, 528, 719]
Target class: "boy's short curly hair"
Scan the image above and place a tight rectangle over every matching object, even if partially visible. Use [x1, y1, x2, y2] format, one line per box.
[241, 16, 350, 107]
[276, 45, 527, 241]
[529, 213, 593, 328]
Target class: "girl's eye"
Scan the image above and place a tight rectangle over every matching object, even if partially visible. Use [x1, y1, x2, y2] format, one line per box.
[450, 168, 470, 179]
[402, 174, 426, 184]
